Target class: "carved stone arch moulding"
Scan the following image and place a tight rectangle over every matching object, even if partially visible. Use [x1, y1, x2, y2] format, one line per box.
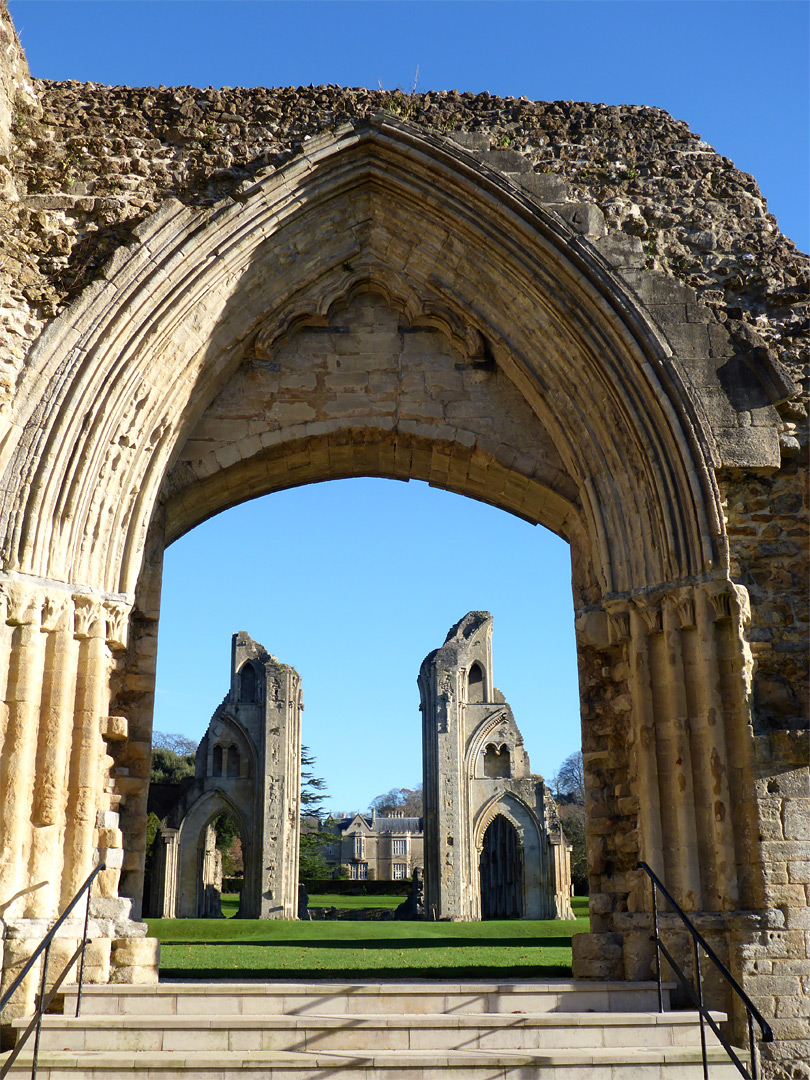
[467, 710, 510, 778]
[208, 712, 257, 778]
[177, 786, 248, 848]
[473, 793, 541, 854]
[0, 115, 752, 604]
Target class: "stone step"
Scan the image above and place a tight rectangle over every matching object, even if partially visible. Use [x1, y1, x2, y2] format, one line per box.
[20, 1010, 725, 1053]
[60, 979, 671, 1016]
[0, 1046, 744, 1079]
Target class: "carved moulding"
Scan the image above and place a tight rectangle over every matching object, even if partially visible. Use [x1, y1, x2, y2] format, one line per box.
[472, 791, 541, 854]
[596, 576, 752, 642]
[465, 709, 511, 779]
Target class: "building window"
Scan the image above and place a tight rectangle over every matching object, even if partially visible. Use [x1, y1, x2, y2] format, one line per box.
[392, 838, 407, 856]
[467, 661, 484, 703]
[353, 835, 364, 859]
[358, 863, 368, 880]
[484, 743, 511, 779]
[240, 662, 258, 702]
[324, 844, 335, 857]
[393, 863, 407, 880]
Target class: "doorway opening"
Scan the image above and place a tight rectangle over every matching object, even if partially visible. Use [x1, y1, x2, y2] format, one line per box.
[480, 815, 524, 920]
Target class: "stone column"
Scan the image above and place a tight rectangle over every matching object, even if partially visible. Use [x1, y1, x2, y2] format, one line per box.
[157, 828, 179, 918]
[26, 594, 78, 919]
[0, 583, 50, 913]
[62, 597, 108, 904]
[0, 574, 160, 1007]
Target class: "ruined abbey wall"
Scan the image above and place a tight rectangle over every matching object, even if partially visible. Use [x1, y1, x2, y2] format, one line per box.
[0, 5, 806, 1071]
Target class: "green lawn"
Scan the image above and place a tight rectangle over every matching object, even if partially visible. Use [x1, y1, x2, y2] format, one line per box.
[308, 893, 404, 909]
[146, 897, 590, 980]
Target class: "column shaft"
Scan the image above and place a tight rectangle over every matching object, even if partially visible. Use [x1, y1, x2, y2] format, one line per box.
[27, 615, 78, 917]
[0, 614, 45, 914]
[62, 610, 107, 905]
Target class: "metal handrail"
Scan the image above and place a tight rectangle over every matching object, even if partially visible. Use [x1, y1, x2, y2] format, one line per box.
[637, 861, 773, 1080]
[0, 863, 106, 1080]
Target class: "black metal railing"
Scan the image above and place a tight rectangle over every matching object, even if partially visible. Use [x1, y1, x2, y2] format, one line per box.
[637, 861, 773, 1080]
[0, 863, 105, 1080]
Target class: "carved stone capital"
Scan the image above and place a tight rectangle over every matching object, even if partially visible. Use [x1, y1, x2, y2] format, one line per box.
[73, 594, 102, 639]
[103, 601, 131, 651]
[633, 596, 663, 635]
[603, 600, 631, 644]
[700, 581, 751, 626]
[664, 586, 696, 630]
[41, 593, 72, 634]
[2, 581, 42, 626]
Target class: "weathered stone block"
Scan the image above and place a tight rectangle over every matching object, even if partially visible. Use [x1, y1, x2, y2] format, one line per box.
[110, 936, 159, 970]
[572, 932, 623, 979]
[784, 799, 810, 840]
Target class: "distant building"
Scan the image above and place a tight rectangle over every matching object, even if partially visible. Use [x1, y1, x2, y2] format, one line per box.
[318, 811, 425, 881]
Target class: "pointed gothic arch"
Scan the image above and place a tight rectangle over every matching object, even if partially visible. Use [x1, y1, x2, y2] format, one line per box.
[0, 115, 782, 1006]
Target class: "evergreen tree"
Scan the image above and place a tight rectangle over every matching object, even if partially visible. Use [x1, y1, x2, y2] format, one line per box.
[299, 745, 330, 879]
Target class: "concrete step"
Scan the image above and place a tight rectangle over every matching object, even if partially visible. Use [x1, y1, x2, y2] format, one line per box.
[60, 979, 671, 1016]
[21, 1010, 725, 1053]
[0, 1046, 745, 1079]
[2, 981, 745, 1079]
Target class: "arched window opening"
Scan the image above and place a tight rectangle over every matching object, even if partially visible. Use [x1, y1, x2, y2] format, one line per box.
[467, 662, 485, 704]
[240, 662, 258, 702]
[479, 814, 523, 919]
[212, 744, 223, 777]
[227, 745, 241, 778]
[484, 743, 511, 778]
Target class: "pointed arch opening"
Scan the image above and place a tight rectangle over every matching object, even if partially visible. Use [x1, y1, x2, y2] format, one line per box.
[479, 814, 523, 919]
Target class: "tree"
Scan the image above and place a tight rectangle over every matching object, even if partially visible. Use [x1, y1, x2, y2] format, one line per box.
[300, 745, 327, 817]
[299, 745, 331, 879]
[368, 784, 423, 816]
[550, 750, 587, 895]
[552, 750, 584, 803]
[152, 731, 198, 755]
[150, 745, 196, 785]
[149, 731, 197, 784]
[557, 802, 588, 895]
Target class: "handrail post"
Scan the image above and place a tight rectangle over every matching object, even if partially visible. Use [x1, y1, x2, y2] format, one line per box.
[693, 937, 708, 1080]
[748, 1009, 758, 1080]
[75, 880, 93, 1018]
[30, 940, 51, 1080]
[651, 877, 663, 1014]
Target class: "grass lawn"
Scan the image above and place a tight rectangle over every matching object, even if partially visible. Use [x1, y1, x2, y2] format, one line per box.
[146, 896, 590, 980]
[221, 893, 419, 914]
[307, 893, 404, 909]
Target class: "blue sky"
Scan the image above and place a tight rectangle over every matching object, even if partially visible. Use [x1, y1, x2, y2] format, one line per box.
[10, 1, 808, 811]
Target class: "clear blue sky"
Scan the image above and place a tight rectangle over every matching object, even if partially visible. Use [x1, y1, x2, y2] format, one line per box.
[10, 1, 808, 811]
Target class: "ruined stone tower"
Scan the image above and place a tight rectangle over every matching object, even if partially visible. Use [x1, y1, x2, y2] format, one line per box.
[420, 612, 573, 921]
[148, 632, 302, 919]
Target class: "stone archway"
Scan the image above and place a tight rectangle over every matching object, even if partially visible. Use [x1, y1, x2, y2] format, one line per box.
[0, 98, 804, 1068]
